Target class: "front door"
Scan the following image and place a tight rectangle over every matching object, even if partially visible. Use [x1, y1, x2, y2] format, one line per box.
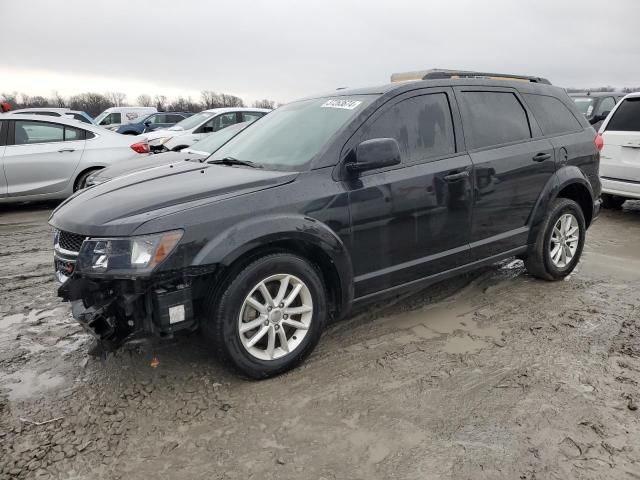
[345, 89, 473, 298]
[454, 88, 555, 259]
[4, 120, 85, 196]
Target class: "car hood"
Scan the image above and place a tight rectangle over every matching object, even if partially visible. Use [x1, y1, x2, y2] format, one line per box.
[92, 151, 198, 181]
[50, 162, 298, 237]
[142, 128, 181, 141]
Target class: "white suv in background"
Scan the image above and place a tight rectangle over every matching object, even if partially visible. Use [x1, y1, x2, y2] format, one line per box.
[598, 92, 640, 209]
[142, 107, 270, 152]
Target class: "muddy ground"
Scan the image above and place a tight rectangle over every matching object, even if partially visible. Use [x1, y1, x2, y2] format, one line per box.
[0, 202, 639, 480]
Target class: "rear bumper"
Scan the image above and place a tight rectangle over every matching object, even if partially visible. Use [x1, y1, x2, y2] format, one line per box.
[601, 177, 640, 200]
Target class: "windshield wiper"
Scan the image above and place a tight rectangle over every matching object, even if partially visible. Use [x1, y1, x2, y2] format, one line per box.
[208, 157, 263, 168]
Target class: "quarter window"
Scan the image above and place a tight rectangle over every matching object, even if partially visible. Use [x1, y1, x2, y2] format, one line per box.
[523, 94, 582, 136]
[606, 98, 640, 131]
[64, 126, 85, 141]
[14, 121, 64, 145]
[360, 93, 456, 163]
[458, 91, 531, 149]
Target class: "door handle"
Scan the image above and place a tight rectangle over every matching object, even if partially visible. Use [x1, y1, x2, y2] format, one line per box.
[443, 170, 470, 182]
[58, 148, 76, 153]
[532, 153, 551, 162]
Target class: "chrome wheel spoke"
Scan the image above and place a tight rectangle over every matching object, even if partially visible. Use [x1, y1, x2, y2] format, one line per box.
[258, 282, 274, 307]
[266, 326, 276, 359]
[282, 318, 309, 330]
[284, 283, 303, 307]
[246, 324, 269, 348]
[246, 296, 267, 314]
[549, 213, 580, 268]
[277, 327, 289, 353]
[273, 275, 291, 305]
[239, 317, 266, 333]
[284, 305, 313, 315]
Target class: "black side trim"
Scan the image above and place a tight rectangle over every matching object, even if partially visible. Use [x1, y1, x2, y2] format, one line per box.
[601, 176, 640, 185]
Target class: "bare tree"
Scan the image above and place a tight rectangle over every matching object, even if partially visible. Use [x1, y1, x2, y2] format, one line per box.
[137, 94, 153, 107]
[51, 91, 67, 108]
[106, 92, 127, 107]
[168, 96, 201, 113]
[68, 92, 111, 117]
[252, 99, 276, 109]
[201, 90, 220, 109]
[219, 93, 244, 108]
[154, 95, 167, 111]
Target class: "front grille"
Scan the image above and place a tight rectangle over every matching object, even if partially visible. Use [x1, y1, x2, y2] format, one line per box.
[58, 230, 86, 253]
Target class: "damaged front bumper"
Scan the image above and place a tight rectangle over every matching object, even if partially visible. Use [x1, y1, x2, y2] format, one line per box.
[59, 275, 198, 354]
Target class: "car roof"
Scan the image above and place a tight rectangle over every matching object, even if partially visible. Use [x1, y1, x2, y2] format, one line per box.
[569, 92, 625, 98]
[3, 113, 105, 131]
[201, 107, 271, 113]
[621, 91, 640, 100]
[10, 107, 71, 113]
[299, 77, 568, 102]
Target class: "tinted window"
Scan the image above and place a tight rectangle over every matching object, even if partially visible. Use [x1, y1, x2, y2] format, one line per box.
[596, 97, 616, 116]
[242, 112, 265, 122]
[64, 126, 85, 141]
[524, 94, 582, 136]
[14, 121, 64, 144]
[572, 97, 594, 116]
[606, 98, 640, 132]
[167, 114, 185, 123]
[458, 91, 531, 149]
[206, 113, 237, 132]
[360, 93, 455, 163]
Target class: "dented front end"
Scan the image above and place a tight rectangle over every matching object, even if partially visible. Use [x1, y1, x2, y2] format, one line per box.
[58, 275, 198, 353]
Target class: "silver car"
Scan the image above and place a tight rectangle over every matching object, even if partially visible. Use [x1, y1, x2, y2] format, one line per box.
[0, 114, 150, 203]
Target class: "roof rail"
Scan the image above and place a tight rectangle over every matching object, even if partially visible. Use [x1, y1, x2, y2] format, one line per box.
[391, 69, 551, 85]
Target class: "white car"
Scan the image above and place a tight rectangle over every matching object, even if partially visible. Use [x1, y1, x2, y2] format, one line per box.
[0, 114, 150, 203]
[7, 107, 95, 124]
[598, 92, 640, 209]
[94, 106, 157, 131]
[142, 107, 270, 152]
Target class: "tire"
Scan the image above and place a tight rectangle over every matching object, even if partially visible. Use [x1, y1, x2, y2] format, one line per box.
[601, 194, 626, 209]
[524, 198, 586, 281]
[73, 169, 100, 191]
[203, 253, 327, 379]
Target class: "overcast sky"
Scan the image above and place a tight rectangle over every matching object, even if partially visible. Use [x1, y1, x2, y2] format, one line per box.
[2, 0, 639, 105]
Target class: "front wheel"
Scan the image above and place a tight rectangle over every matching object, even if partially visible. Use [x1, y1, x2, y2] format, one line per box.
[525, 198, 586, 281]
[203, 254, 327, 379]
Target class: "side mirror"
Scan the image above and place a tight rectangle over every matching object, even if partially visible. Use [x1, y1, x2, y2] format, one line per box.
[144, 120, 151, 126]
[347, 138, 401, 174]
[202, 126, 214, 133]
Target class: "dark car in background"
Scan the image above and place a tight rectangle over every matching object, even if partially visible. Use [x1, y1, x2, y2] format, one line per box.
[570, 92, 625, 129]
[115, 112, 193, 135]
[51, 70, 600, 379]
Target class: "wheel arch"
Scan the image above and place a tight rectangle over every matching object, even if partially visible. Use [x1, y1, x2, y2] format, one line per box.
[193, 215, 354, 319]
[73, 165, 105, 190]
[527, 166, 595, 244]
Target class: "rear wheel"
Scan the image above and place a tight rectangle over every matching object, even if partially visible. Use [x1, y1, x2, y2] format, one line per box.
[601, 194, 626, 209]
[525, 198, 586, 281]
[203, 253, 327, 378]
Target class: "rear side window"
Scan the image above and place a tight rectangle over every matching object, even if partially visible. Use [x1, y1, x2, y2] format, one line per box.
[14, 120, 64, 144]
[64, 126, 85, 141]
[523, 94, 582, 136]
[605, 98, 640, 132]
[360, 93, 456, 163]
[458, 91, 531, 149]
[242, 112, 266, 122]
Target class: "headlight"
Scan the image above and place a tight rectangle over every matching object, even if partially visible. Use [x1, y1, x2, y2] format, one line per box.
[76, 230, 183, 275]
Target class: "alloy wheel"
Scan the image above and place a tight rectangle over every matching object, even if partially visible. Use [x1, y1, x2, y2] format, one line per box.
[238, 274, 313, 361]
[549, 213, 580, 268]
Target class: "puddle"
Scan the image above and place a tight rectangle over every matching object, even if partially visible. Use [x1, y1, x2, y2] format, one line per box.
[4, 370, 67, 401]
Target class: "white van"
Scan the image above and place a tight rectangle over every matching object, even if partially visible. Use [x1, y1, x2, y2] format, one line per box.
[94, 106, 157, 131]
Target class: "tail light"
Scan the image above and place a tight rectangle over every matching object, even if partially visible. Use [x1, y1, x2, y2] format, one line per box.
[131, 142, 150, 154]
[595, 134, 604, 152]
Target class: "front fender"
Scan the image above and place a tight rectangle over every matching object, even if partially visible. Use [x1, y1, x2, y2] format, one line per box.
[192, 214, 354, 313]
[527, 165, 595, 244]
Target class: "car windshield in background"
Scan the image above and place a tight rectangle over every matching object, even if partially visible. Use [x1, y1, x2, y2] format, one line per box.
[193, 122, 252, 154]
[572, 97, 595, 116]
[171, 111, 215, 131]
[210, 96, 376, 171]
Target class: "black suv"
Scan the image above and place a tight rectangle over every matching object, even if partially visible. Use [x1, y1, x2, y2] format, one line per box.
[50, 70, 601, 378]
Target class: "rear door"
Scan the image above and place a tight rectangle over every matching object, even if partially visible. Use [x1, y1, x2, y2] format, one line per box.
[4, 120, 86, 196]
[600, 96, 640, 183]
[345, 88, 473, 297]
[454, 87, 555, 259]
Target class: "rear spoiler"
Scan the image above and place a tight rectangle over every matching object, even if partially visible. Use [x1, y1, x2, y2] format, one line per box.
[391, 69, 551, 85]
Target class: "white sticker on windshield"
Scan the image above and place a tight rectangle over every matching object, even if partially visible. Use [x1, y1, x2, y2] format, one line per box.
[321, 99, 362, 110]
[586, 105, 594, 116]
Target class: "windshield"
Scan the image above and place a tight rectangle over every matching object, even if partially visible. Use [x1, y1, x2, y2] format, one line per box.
[572, 97, 595, 117]
[210, 96, 375, 170]
[171, 111, 215, 131]
[94, 111, 109, 124]
[190, 121, 252, 154]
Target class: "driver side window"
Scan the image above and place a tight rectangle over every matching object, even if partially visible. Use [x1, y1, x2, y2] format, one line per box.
[14, 121, 64, 145]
